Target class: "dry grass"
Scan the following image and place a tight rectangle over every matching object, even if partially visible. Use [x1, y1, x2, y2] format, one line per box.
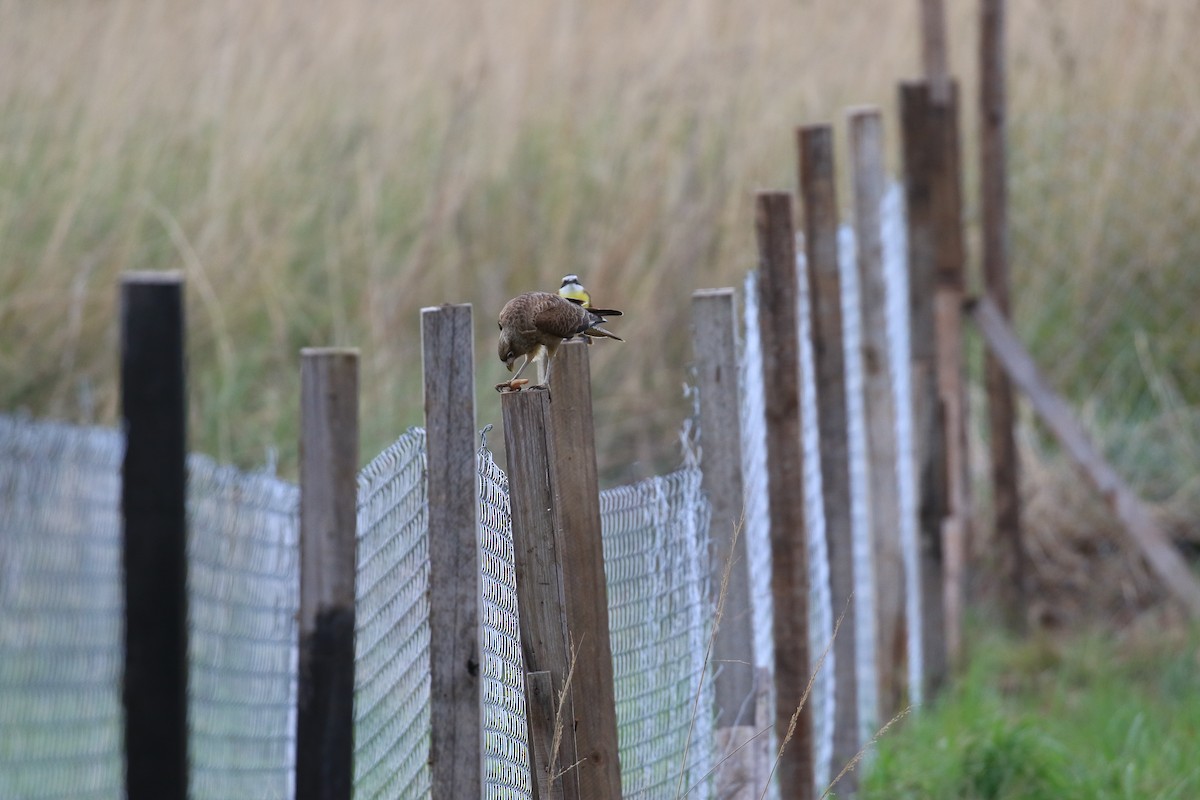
[2, 0, 1198, 487]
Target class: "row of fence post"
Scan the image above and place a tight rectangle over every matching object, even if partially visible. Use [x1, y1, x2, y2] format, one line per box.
[118, 278, 491, 799]
[116, 89, 971, 800]
[688, 84, 973, 800]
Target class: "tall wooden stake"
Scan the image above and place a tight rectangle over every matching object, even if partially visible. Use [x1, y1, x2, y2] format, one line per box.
[755, 191, 814, 800]
[547, 341, 623, 798]
[919, 0, 952, 103]
[501, 389, 581, 800]
[121, 272, 188, 800]
[797, 124, 860, 792]
[900, 81, 961, 696]
[980, 0, 1025, 632]
[848, 107, 907, 720]
[297, 348, 360, 800]
[421, 304, 484, 796]
[692, 288, 763, 798]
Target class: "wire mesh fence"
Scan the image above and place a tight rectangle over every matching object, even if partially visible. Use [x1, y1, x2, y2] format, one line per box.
[0, 416, 124, 800]
[477, 430, 535, 800]
[1, 193, 921, 800]
[353, 428, 430, 799]
[600, 466, 714, 799]
[188, 454, 299, 800]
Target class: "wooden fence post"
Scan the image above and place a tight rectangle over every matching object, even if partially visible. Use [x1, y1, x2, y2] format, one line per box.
[421, 304, 484, 796]
[501, 389, 581, 800]
[120, 272, 188, 800]
[980, 0, 1026, 632]
[900, 82, 948, 697]
[919, 0, 951, 102]
[902, 79, 971, 684]
[297, 348, 359, 800]
[691, 288, 762, 798]
[797, 124, 861, 791]
[546, 341, 624, 798]
[848, 107, 907, 721]
[755, 191, 814, 800]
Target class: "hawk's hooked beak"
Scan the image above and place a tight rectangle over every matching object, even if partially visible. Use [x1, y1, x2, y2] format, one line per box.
[504, 356, 517, 372]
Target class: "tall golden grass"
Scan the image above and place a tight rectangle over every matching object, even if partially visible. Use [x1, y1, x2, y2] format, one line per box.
[2, 0, 1198, 484]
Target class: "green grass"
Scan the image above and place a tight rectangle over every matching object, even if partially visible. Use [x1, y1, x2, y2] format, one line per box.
[858, 626, 1200, 800]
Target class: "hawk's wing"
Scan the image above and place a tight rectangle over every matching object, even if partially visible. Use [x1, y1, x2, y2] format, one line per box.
[531, 294, 592, 339]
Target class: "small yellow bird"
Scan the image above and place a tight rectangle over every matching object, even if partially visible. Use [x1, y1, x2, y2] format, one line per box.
[497, 291, 622, 390]
[558, 274, 591, 307]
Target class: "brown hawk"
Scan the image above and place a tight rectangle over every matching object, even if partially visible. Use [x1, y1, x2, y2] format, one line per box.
[497, 291, 622, 389]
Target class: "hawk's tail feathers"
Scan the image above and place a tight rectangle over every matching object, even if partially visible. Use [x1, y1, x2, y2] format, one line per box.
[584, 325, 623, 342]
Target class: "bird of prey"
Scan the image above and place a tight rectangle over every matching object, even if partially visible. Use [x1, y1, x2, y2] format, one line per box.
[497, 291, 622, 390]
[558, 274, 591, 307]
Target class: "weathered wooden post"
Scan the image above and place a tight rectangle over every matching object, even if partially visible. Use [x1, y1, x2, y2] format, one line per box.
[421, 304, 484, 796]
[797, 124, 862, 792]
[547, 341, 624, 798]
[980, 0, 1026, 632]
[919, 0, 951, 102]
[120, 272, 188, 800]
[901, 79, 970, 691]
[755, 191, 814, 800]
[501, 389, 581, 800]
[848, 107, 907, 721]
[691, 288, 764, 798]
[297, 348, 359, 800]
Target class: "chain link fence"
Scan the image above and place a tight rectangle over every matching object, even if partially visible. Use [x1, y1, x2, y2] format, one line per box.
[1, 208, 921, 800]
[601, 465, 713, 798]
[0, 416, 124, 800]
[476, 431, 535, 800]
[353, 428, 430, 799]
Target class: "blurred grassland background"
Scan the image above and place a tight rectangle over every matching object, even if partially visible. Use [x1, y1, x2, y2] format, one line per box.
[3, 0, 1199, 512]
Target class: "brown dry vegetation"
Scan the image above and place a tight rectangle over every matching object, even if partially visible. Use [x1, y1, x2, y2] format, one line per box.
[2, 0, 1199, 524]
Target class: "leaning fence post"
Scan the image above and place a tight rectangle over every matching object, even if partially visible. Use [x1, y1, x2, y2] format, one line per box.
[691, 288, 761, 798]
[797, 123, 862, 790]
[755, 191, 815, 800]
[421, 304, 484, 796]
[848, 107, 907, 722]
[501, 389, 581, 800]
[120, 271, 188, 800]
[547, 341, 623, 798]
[297, 348, 359, 800]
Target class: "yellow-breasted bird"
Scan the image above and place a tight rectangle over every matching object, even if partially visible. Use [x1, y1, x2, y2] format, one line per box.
[497, 291, 622, 389]
[558, 274, 591, 307]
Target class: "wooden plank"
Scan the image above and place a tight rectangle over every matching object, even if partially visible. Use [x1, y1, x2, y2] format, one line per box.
[691, 289, 760, 796]
[925, 81, 970, 674]
[501, 389, 581, 799]
[969, 298, 1200, 618]
[421, 304, 484, 796]
[547, 341, 623, 799]
[796, 123, 859, 792]
[120, 272, 188, 800]
[848, 107, 907, 721]
[297, 348, 360, 800]
[899, 81, 948, 697]
[754, 191, 814, 800]
[979, 0, 1026, 632]
[919, 0, 951, 103]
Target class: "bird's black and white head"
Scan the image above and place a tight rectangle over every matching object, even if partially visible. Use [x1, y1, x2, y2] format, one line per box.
[558, 274, 590, 307]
